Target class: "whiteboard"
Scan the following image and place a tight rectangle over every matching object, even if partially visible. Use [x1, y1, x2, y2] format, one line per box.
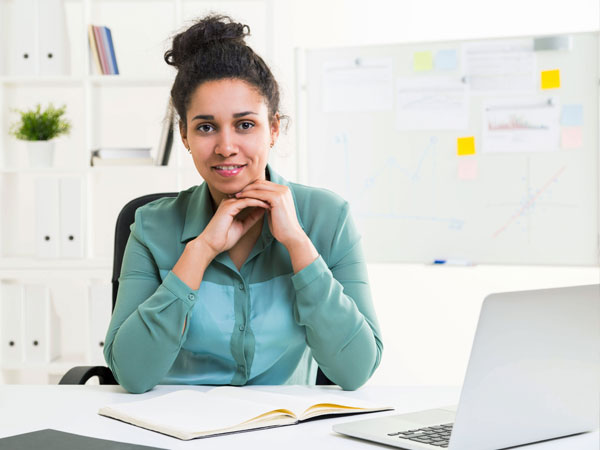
[299, 32, 599, 265]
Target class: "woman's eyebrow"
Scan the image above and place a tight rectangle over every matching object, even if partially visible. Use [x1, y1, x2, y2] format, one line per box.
[191, 114, 214, 121]
[233, 111, 257, 118]
[191, 111, 257, 121]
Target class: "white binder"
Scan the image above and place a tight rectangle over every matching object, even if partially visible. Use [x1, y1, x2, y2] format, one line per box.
[35, 177, 60, 258]
[0, 284, 25, 365]
[23, 285, 60, 364]
[9, 0, 38, 76]
[87, 283, 112, 364]
[38, 0, 71, 76]
[59, 177, 84, 258]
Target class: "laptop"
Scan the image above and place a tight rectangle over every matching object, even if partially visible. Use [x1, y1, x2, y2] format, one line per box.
[333, 284, 600, 449]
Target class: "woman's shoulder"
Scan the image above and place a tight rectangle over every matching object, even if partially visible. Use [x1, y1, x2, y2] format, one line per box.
[289, 181, 349, 210]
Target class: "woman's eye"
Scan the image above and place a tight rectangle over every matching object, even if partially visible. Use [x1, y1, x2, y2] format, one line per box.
[238, 121, 254, 131]
[197, 124, 214, 133]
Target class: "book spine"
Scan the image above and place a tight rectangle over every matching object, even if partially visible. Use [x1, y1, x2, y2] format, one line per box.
[162, 124, 174, 166]
[93, 25, 108, 74]
[87, 25, 102, 75]
[105, 27, 119, 75]
[101, 26, 115, 74]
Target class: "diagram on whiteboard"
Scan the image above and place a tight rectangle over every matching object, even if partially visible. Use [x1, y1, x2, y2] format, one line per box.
[311, 131, 466, 231]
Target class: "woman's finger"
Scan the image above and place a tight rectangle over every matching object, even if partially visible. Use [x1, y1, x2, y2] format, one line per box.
[234, 189, 276, 204]
[218, 197, 270, 215]
[238, 207, 266, 232]
[237, 180, 281, 193]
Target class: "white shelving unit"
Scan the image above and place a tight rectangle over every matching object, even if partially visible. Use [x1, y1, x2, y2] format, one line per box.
[0, 0, 272, 384]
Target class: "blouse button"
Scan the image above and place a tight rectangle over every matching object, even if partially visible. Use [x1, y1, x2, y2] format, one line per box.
[187, 293, 195, 300]
[239, 325, 245, 331]
[238, 283, 245, 291]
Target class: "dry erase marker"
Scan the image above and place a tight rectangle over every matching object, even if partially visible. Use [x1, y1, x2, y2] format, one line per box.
[433, 259, 473, 266]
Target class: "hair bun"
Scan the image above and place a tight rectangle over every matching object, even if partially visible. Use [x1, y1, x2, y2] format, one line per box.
[165, 14, 250, 68]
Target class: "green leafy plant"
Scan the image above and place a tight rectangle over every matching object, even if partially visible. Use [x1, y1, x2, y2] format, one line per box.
[9, 103, 72, 141]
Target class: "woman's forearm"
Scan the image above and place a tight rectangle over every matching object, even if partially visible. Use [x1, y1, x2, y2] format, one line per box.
[172, 238, 216, 290]
[285, 234, 319, 274]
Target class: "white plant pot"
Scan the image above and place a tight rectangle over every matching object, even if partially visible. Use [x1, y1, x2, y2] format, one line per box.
[27, 140, 55, 168]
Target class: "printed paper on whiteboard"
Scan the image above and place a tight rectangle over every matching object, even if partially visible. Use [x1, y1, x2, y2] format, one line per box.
[395, 76, 468, 130]
[482, 97, 560, 153]
[463, 39, 536, 94]
[322, 58, 393, 112]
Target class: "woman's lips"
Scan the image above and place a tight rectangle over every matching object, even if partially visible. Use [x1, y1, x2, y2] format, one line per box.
[213, 164, 246, 177]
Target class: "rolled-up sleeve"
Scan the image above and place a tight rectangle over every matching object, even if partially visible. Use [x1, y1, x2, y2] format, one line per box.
[291, 202, 383, 390]
[103, 209, 197, 394]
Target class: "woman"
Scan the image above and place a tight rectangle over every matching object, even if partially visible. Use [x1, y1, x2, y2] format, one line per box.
[104, 15, 383, 394]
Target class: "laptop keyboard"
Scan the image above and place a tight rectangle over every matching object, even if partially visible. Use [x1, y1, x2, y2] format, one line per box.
[387, 423, 453, 448]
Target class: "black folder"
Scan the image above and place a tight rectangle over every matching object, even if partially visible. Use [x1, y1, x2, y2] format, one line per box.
[0, 429, 167, 450]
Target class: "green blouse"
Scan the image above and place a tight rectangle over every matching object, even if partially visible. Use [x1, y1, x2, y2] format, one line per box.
[104, 166, 383, 393]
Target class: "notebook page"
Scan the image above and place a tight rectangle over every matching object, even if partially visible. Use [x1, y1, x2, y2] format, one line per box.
[98, 390, 295, 438]
[206, 386, 391, 419]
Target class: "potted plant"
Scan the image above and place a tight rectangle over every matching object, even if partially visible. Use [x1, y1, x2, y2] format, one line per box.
[9, 103, 72, 168]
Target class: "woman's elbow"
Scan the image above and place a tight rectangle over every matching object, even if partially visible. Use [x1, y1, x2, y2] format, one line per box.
[105, 349, 157, 394]
[122, 380, 155, 394]
[334, 351, 383, 391]
[111, 367, 156, 394]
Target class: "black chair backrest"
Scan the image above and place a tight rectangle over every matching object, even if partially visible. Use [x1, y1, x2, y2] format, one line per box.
[111, 192, 333, 385]
[111, 193, 178, 310]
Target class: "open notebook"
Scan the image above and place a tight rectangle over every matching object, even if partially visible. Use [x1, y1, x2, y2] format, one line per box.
[98, 386, 393, 440]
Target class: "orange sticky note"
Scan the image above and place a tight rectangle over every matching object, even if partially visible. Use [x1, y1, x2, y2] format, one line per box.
[457, 136, 475, 156]
[541, 69, 560, 89]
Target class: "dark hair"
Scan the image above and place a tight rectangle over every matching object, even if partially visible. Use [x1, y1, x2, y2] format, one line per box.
[164, 14, 281, 130]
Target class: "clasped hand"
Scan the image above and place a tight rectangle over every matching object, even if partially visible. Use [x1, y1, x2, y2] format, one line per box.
[198, 180, 305, 258]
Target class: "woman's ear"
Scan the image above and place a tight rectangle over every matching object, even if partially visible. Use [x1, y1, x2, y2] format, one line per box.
[179, 120, 189, 150]
[270, 113, 281, 145]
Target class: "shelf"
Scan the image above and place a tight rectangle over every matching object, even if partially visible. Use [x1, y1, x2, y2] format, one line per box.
[89, 164, 179, 171]
[89, 0, 175, 2]
[0, 167, 89, 175]
[1, 354, 90, 374]
[0, 258, 112, 272]
[0, 76, 85, 86]
[0, 75, 173, 87]
[0, 165, 185, 174]
[88, 75, 173, 86]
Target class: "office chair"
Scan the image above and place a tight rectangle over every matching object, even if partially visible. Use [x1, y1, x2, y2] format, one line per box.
[59, 192, 334, 386]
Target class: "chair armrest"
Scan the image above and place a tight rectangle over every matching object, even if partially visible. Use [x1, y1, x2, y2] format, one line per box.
[59, 366, 117, 385]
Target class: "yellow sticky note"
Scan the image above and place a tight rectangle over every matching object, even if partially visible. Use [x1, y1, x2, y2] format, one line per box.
[413, 51, 433, 71]
[457, 137, 475, 156]
[541, 69, 560, 89]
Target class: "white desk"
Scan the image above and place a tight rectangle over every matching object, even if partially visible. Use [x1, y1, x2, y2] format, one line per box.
[0, 385, 597, 449]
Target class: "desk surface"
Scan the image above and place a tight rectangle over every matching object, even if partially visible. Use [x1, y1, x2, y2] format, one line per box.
[0, 385, 597, 450]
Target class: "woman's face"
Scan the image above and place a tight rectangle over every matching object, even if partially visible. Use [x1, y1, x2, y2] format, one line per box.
[181, 78, 279, 205]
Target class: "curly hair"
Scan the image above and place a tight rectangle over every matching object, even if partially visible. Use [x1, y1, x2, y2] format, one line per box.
[164, 14, 281, 130]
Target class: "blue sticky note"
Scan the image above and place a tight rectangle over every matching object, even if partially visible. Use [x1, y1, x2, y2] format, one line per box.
[435, 49, 458, 71]
[561, 105, 583, 126]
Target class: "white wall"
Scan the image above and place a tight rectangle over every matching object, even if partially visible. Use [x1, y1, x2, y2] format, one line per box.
[3, 0, 598, 386]
[265, 0, 600, 385]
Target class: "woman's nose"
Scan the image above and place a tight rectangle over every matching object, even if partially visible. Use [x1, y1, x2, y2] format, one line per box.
[215, 130, 237, 157]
